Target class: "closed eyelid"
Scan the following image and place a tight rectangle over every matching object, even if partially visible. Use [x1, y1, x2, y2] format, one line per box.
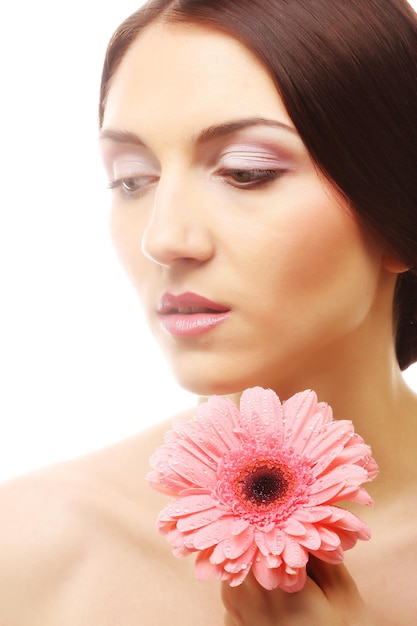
[219, 147, 291, 166]
[208, 138, 296, 172]
[100, 141, 160, 179]
[111, 155, 158, 177]
[99, 127, 304, 183]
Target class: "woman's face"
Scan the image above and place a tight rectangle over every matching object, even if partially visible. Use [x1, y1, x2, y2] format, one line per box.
[100, 23, 386, 396]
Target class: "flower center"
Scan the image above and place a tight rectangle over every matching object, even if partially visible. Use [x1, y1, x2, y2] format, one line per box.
[242, 465, 289, 505]
[216, 442, 312, 527]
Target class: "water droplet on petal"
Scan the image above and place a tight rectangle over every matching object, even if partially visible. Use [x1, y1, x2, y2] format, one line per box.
[285, 429, 294, 442]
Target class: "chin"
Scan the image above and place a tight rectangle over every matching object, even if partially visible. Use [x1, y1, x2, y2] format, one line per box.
[172, 364, 309, 403]
[162, 349, 301, 398]
[172, 367, 275, 398]
[180, 379, 243, 398]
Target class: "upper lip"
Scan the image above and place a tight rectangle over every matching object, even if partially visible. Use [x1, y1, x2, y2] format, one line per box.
[157, 291, 230, 315]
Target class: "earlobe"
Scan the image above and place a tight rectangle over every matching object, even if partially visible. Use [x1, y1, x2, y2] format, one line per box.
[382, 250, 410, 274]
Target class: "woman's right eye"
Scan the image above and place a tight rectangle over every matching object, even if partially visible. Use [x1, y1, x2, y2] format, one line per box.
[107, 175, 157, 197]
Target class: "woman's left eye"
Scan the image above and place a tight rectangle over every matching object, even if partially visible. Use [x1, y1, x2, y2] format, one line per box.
[220, 168, 284, 189]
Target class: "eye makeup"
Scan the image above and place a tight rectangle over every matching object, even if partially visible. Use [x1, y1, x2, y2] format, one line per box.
[217, 144, 293, 171]
[99, 118, 304, 198]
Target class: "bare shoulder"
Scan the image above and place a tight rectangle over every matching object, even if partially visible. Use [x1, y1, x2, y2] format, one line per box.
[0, 407, 219, 626]
[0, 461, 98, 624]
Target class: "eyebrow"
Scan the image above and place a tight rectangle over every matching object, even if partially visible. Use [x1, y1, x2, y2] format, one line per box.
[196, 117, 297, 143]
[99, 128, 146, 146]
[99, 117, 298, 147]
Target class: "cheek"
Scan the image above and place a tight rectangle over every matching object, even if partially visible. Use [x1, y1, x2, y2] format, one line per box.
[244, 198, 382, 322]
[109, 208, 151, 294]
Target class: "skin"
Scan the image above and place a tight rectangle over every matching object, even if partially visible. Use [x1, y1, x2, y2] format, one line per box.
[102, 24, 389, 403]
[0, 21, 416, 626]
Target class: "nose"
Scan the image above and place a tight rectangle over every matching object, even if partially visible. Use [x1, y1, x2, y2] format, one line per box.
[141, 172, 214, 267]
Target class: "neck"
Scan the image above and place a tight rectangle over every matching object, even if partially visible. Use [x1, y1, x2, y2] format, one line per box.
[217, 339, 417, 504]
[286, 349, 417, 503]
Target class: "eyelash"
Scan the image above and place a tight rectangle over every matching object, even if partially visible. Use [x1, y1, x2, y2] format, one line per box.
[107, 175, 157, 197]
[106, 167, 285, 198]
[219, 168, 285, 189]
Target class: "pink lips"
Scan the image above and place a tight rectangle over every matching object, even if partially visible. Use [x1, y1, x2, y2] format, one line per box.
[157, 292, 231, 336]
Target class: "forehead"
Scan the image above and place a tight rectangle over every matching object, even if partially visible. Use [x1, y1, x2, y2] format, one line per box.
[102, 22, 293, 135]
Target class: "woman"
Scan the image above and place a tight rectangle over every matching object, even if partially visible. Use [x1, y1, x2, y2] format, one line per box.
[0, 0, 416, 623]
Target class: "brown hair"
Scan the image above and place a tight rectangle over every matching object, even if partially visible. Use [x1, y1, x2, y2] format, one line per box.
[99, 0, 417, 369]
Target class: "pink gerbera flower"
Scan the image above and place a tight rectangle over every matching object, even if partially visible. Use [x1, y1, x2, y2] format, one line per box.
[147, 387, 378, 592]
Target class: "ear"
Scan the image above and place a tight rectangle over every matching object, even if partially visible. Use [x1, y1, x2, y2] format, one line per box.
[382, 249, 410, 274]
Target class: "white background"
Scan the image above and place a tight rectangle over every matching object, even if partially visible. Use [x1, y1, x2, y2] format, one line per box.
[1, 1, 416, 481]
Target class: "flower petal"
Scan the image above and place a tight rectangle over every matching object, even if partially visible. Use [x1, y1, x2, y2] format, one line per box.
[148, 386, 378, 592]
[282, 535, 309, 569]
[283, 517, 308, 537]
[195, 396, 243, 452]
[265, 554, 283, 568]
[166, 446, 218, 487]
[176, 506, 226, 532]
[307, 480, 346, 506]
[230, 518, 251, 535]
[166, 420, 223, 465]
[184, 518, 232, 550]
[165, 526, 194, 556]
[281, 390, 321, 447]
[195, 548, 224, 581]
[253, 555, 307, 592]
[252, 555, 281, 590]
[239, 387, 285, 443]
[210, 527, 255, 563]
[308, 464, 370, 505]
[293, 505, 334, 523]
[159, 493, 219, 521]
[255, 526, 286, 556]
[311, 544, 345, 563]
[223, 542, 257, 574]
[326, 507, 371, 539]
[147, 465, 192, 496]
[297, 523, 322, 551]
[314, 525, 342, 549]
[304, 420, 356, 465]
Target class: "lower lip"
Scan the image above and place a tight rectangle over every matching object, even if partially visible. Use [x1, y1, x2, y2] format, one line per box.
[157, 311, 231, 337]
